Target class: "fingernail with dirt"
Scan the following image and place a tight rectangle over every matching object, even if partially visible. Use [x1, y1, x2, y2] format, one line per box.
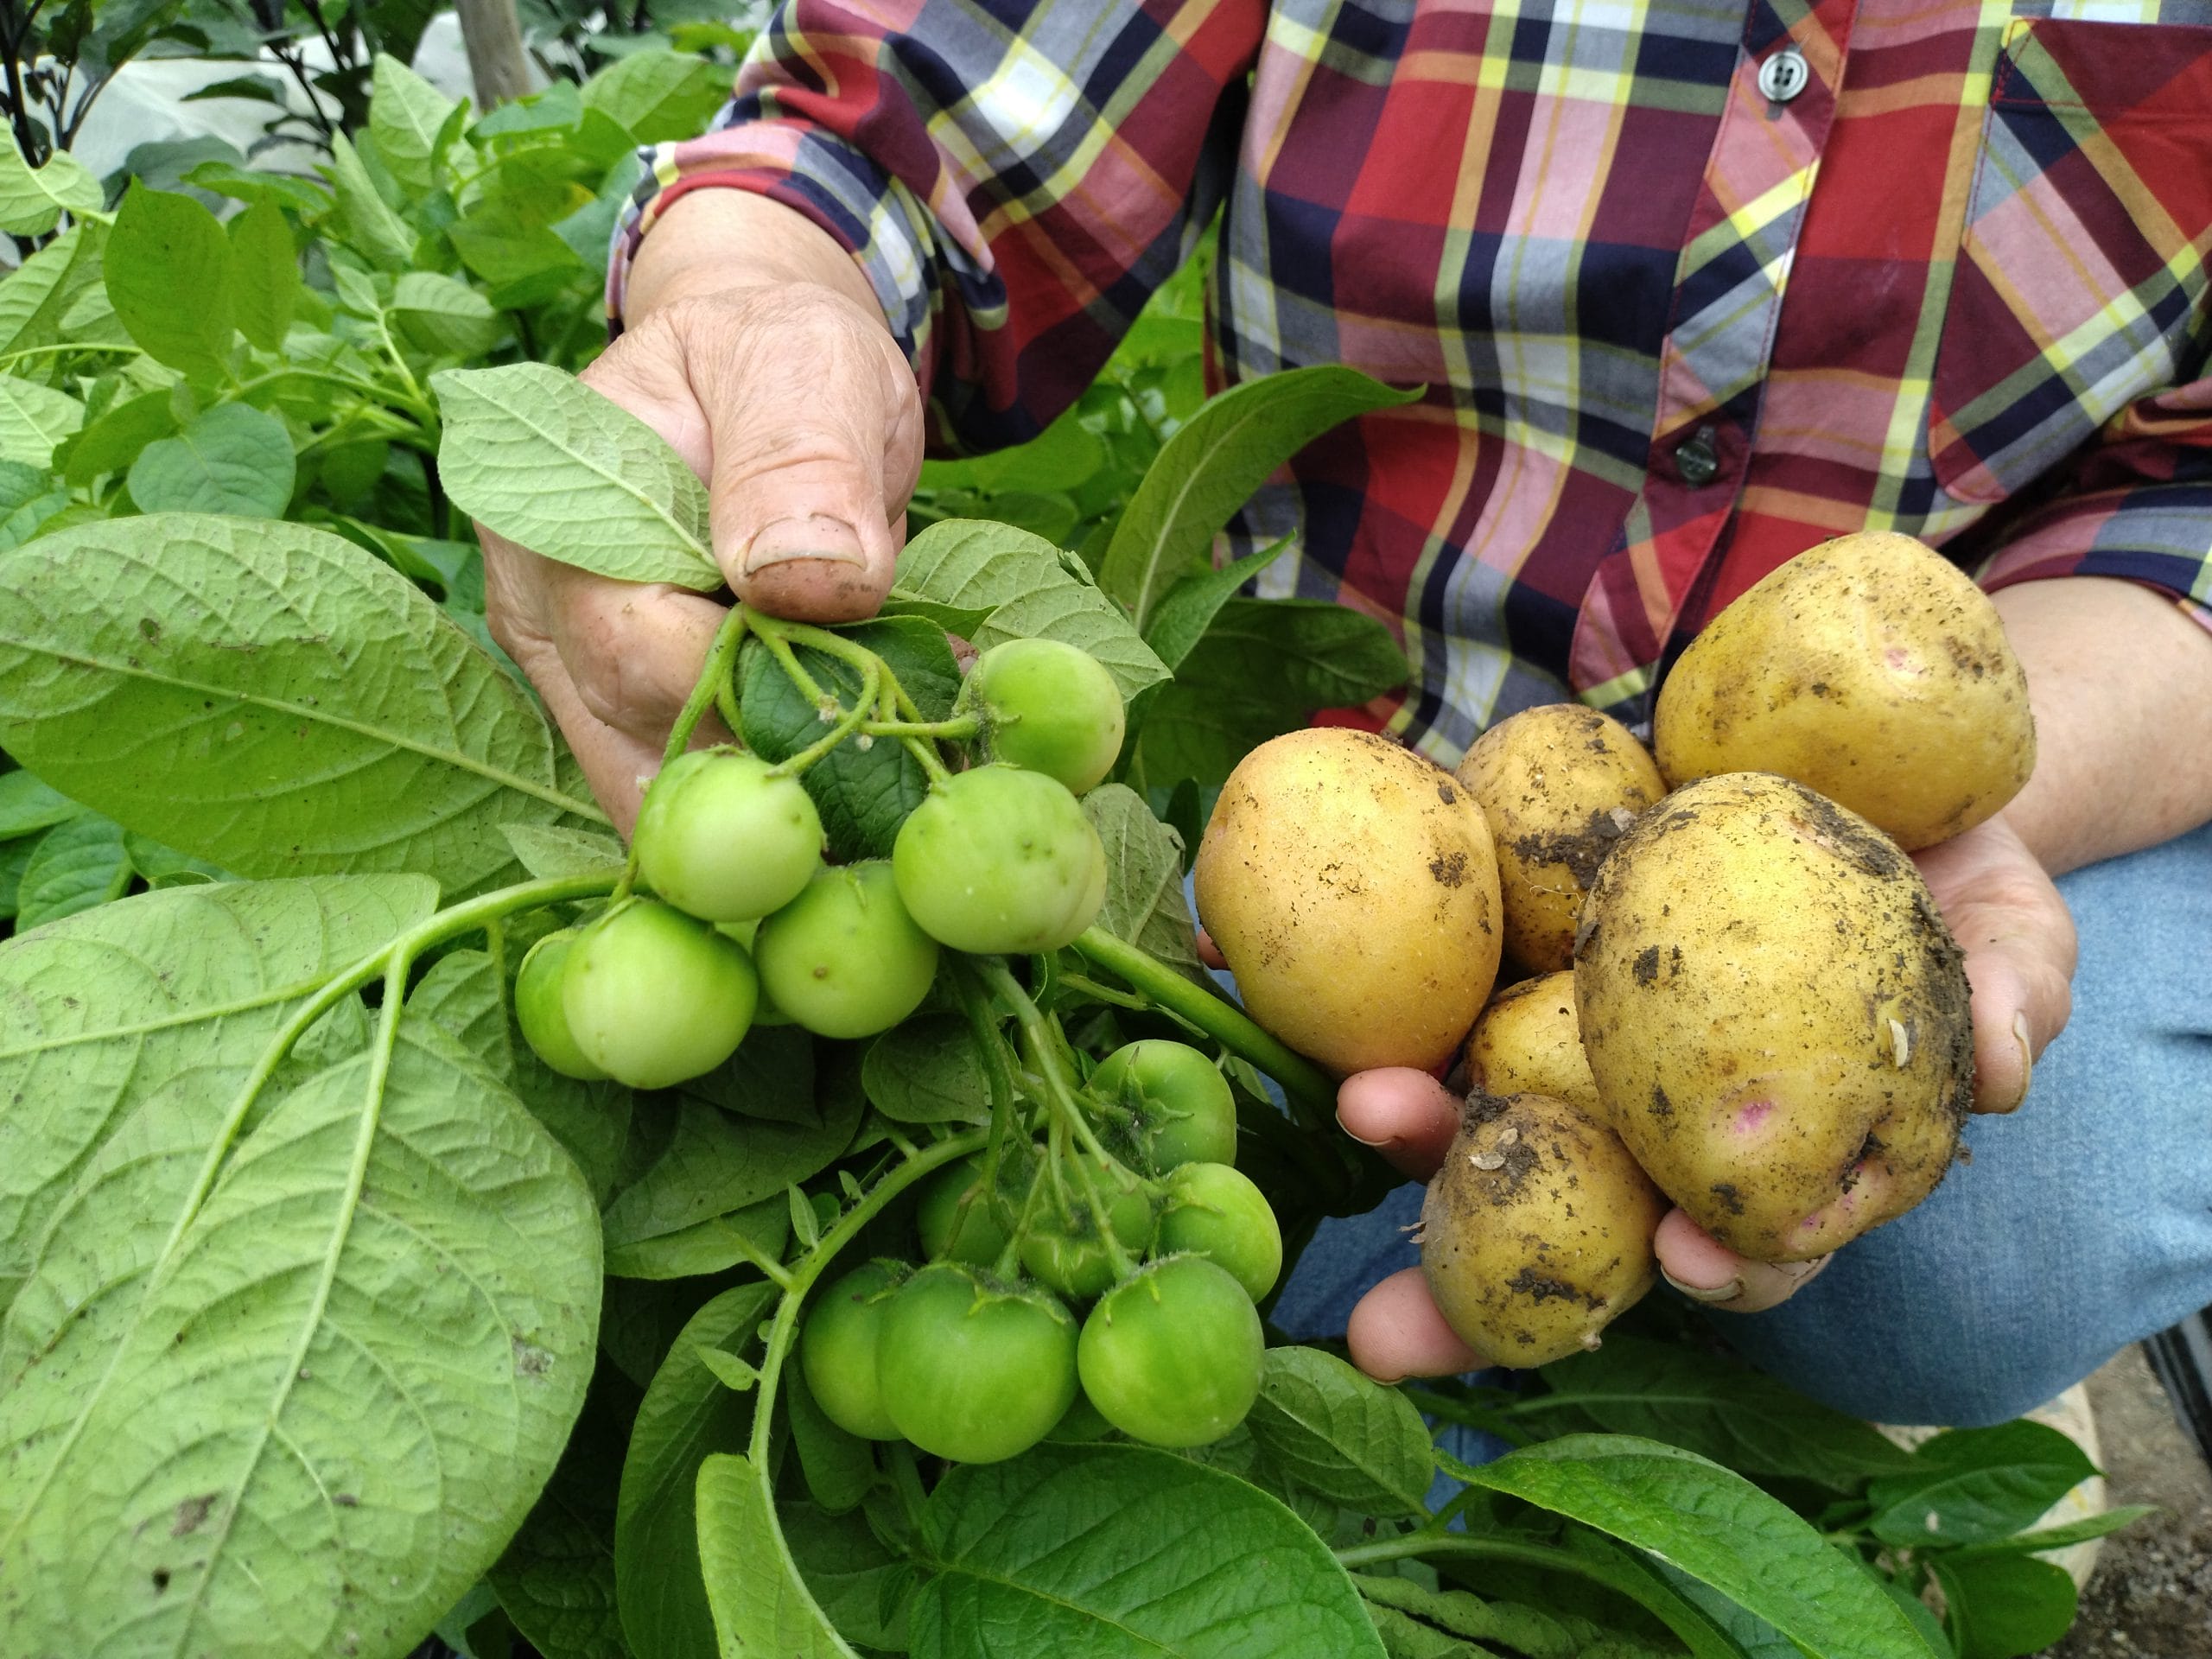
[744, 514, 866, 575]
[1662, 1268, 1744, 1305]
[2004, 1010, 2034, 1112]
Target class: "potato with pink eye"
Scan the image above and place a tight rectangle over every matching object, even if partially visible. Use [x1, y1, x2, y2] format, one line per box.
[1453, 704, 1665, 974]
[1573, 772, 1974, 1262]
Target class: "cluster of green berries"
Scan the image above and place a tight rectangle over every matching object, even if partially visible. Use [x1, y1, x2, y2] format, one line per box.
[800, 1040, 1286, 1462]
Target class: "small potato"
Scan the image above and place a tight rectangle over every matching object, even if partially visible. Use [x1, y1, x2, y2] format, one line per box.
[1653, 531, 2034, 850]
[1576, 772, 1974, 1262]
[1419, 1093, 1664, 1367]
[1454, 705, 1666, 971]
[1196, 728, 1502, 1073]
[1465, 972, 1603, 1125]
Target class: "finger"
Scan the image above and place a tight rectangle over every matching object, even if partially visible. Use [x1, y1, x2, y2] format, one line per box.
[678, 290, 922, 623]
[496, 616, 673, 837]
[1655, 1210, 1834, 1314]
[1195, 926, 1229, 971]
[1347, 1267, 1488, 1382]
[1337, 1068, 1463, 1179]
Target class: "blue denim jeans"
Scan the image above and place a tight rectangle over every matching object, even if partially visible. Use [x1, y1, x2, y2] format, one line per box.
[1268, 817, 2212, 1427]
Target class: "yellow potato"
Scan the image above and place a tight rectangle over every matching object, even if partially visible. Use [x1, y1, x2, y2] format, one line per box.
[1575, 772, 1974, 1262]
[1195, 728, 1502, 1073]
[1454, 704, 1666, 971]
[1465, 971, 1603, 1125]
[1653, 531, 2034, 850]
[1419, 1092, 1664, 1367]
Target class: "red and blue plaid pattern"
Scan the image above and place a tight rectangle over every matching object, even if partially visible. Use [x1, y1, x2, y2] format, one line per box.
[613, 0, 2212, 754]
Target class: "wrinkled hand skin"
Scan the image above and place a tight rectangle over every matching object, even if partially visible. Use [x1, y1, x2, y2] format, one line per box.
[482, 285, 924, 834]
[1332, 810, 2078, 1383]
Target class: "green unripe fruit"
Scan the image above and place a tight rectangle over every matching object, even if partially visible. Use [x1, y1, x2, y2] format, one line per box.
[562, 899, 757, 1090]
[876, 1263, 1077, 1463]
[633, 749, 823, 923]
[1018, 1172, 1154, 1300]
[969, 638, 1127, 796]
[1158, 1162, 1282, 1300]
[918, 1155, 1015, 1266]
[892, 765, 1108, 954]
[800, 1261, 906, 1440]
[1077, 1255, 1264, 1448]
[754, 861, 940, 1039]
[514, 928, 605, 1081]
[1091, 1039, 1238, 1172]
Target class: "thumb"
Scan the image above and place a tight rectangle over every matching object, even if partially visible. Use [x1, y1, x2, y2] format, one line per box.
[676, 286, 923, 622]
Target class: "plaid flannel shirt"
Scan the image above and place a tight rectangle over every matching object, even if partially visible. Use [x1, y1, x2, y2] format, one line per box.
[612, 0, 2212, 758]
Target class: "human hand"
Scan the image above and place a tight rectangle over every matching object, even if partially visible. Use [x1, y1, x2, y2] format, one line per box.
[482, 283, 924, 832]
[1328, 810, 2078, 1382]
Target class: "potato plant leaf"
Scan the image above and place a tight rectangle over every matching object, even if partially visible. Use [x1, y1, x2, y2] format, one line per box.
[1096, 366, 1418, 631]
[1142, 537, 1293, 671]
[434, 363, 722, 589]
[1246, 1347, 1435, 1518]
[0, 222, 109, 362]
[325, 130, 416, 272]
[1446, 1436, 1931, 1659]
[369, 52, 461, 194]
[861, 1014, 990, 1125]
[0, 1013, 602, 1659]
[107, 184, 236, 377]
[1863, 1422, 2097, 1548]
[1926, 1554, 2075, 1659]
[227, 195, 302, 353]
[697, 1452, 855, 1658]
[0, 372, 83, 467]
[0, 142, 103, 235]
[913, 1443, 1384, 1658]
[125, 402, 297, 518]
[0, 515, 595, 890]
[1080, 782, 1203, 978]
[10, 808, 130, 929]
[580, 48, 734, 143]
[1532, 1336, 1917, 1492]
[0, 767, 79, 837]
[605, 1192, 790, 1281]
[616, 1283, 781, 1659]
[895, 519, 1171, 700]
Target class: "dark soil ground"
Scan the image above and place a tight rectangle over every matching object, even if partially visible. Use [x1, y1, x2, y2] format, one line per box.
[2044, 1346, 2212, 1658]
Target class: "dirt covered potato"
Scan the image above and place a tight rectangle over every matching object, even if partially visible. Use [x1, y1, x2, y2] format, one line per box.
[1575, 772, 1974, 1262]
[1195, 728, 1503, 1073]
[1653, 531, 2034, 850]
[1419, 1092, 1664, 1367]
[1454, 704, 1666, 971]
[1465, 972, 1603, 1125]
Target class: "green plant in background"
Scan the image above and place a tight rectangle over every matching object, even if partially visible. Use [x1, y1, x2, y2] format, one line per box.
[0, 50, 2147, 1659]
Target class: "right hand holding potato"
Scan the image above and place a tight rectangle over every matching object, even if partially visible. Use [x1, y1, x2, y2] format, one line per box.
[484, 280, 924, 832]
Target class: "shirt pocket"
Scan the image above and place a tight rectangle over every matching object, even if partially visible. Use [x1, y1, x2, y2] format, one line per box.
[1927, 17, 2212, 505]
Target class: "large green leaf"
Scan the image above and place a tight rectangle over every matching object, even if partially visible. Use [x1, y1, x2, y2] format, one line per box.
[0, 515, 597, 889]
[912, 1442, 1385, 1658]
[861, 1014, 989, 1125]
[0, 1012, 601, 1658]
[0, 142, 104, 235]
[226, 195, 302, 353]
[125, 401, 297, 518]
[1246, 1348, 1434, 1518]
[0, 768, 79, 837]
[1096, 367, 1417, 630]
[325, 130, 416, 271]
[0, 874, 436, 1307]
[601, 1078, 861, 1261]
[10, 809, 130, 928]
[369, 52, 461, 194]
[0, 372, 82, 467]
[434, 363, 722, 588]
[1447, 1436, 1931, 1659]
[616, 1281, 780, 1659]
[392, 271, 505, 358]
[581, 48, 733, 143]
[1143, 537, 1291, 671]
[0, 221, 109, 362]
[1530, 1337, 1916, 1492]
[696, 1452, 854, 1657]
[1080, 781, 1203, 977]
[1863, 1422, 2097, 1549]
[895, 519, 1171, 700]
[107, 184, 236, 376]
[1926, 1554, 2075, 1659]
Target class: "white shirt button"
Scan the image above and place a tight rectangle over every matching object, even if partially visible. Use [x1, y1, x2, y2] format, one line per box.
[1758, 47, 1809, 103]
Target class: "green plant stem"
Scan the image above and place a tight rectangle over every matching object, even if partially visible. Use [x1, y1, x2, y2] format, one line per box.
[661, 606, 751, 772]
[1066, 927, 1338, 1128]
[861, 714, 979, 741]
[951, 963, 1025, 1233]
[769, 657, 878, 779]
[753, 624, 830, 705]
[746, 1129, 988, 1467]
